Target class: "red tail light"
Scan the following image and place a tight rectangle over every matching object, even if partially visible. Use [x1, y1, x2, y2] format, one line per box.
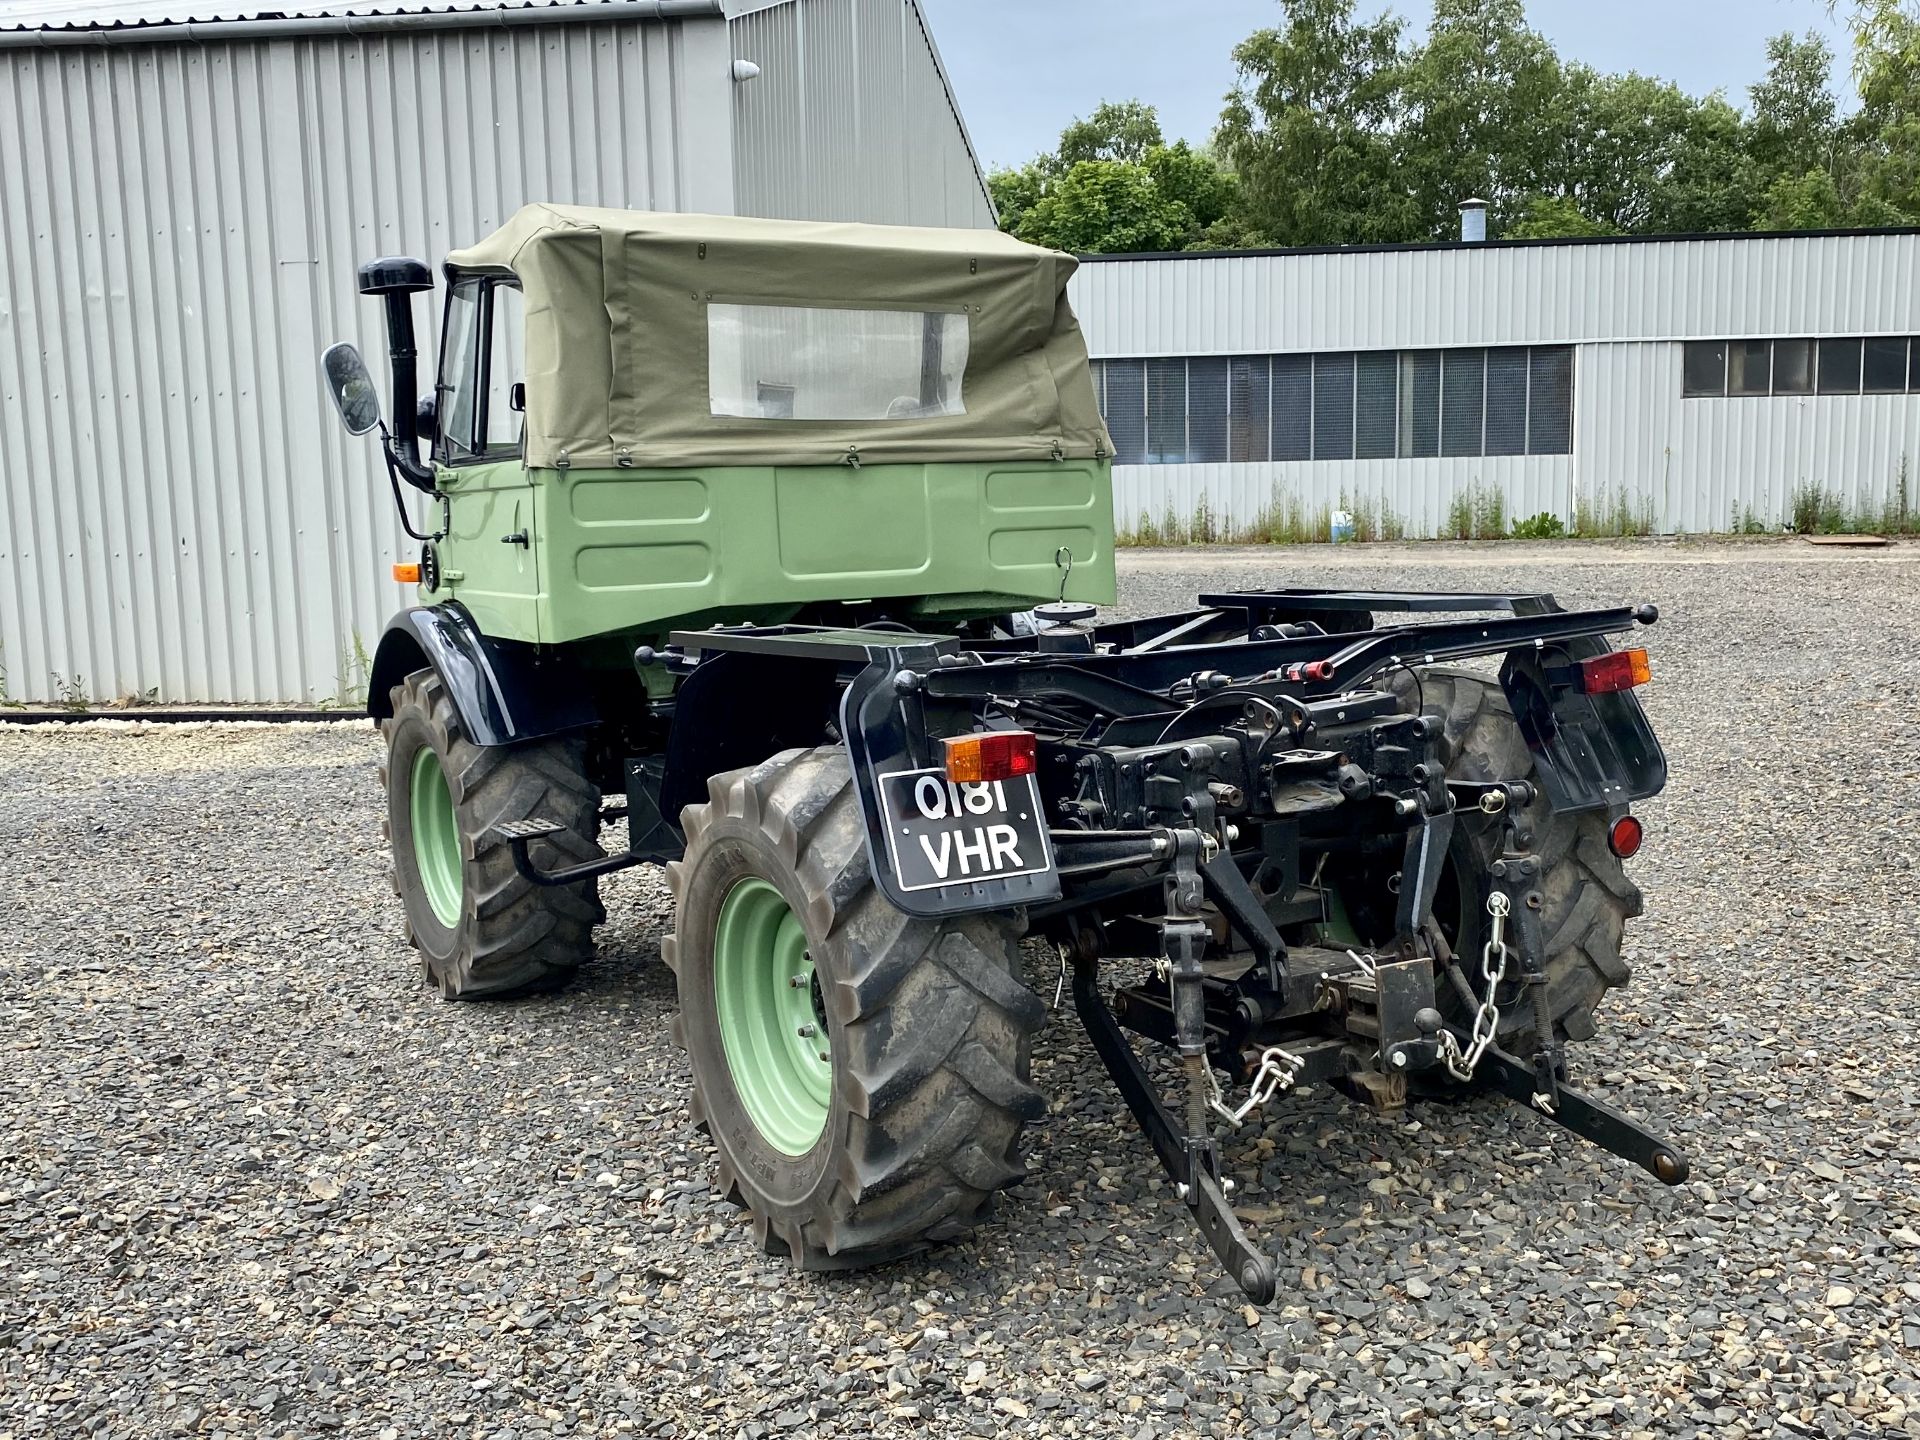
[1608, 814, 1644, 859]
[943, 731, 1038, 784]
[1578, 647, 1652, 694]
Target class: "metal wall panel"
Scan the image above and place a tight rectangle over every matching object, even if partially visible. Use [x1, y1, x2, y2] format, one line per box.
[729, 0, 993, 229]
[1073, 236, 1920, 538]
[1577, 342, 1920, 534]
[0, 20, 719, 703]
[1070, 234, 1920, 358]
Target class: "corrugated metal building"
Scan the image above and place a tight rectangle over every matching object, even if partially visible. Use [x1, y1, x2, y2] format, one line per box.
[1069, 229, 1920, 542]
[0, 0, 990, 703]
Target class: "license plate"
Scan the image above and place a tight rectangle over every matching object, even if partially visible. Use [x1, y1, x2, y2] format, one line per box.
[876, 768, 1053, 893]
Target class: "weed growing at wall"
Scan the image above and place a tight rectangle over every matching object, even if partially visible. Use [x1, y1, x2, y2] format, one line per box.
[1510, 512, 1566, 539]
[1116, 486, 1406, 546]
[1572, 487, 1655, 538]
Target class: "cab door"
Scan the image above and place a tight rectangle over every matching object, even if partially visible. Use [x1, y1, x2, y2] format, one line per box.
[433, 276, 541, 642]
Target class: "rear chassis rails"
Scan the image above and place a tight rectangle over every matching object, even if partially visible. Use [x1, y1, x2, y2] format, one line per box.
[505, 587, 1686, 1303]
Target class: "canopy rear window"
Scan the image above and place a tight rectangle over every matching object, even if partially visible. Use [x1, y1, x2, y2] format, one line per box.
[707, 303, 969, 421]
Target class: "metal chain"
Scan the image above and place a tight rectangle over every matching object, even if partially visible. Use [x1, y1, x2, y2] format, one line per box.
[1209, 1045, 1305, 1128]
[1439, 890, 1511, 1082]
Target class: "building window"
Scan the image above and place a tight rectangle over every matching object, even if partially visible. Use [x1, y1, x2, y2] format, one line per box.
[1354, 351, 1397, 459]
[1817, 338, 1862, 395]
[1187, 357, 1229, 464]
[1146, 358, 1187, 463]
[1527, 348, 1574, 455]
[1863, 337, 1908, 393]
[1484, 348, 1529, 456]
[1090, 344, 1576, 463]
[1312, 353, 1356, 461]
[1103, 359, 1146, 464]
[1682, 341, 1727, 397]
[1271, 354, 1312, 461]
[1228, 356, 1270, 462]
[1685, 335, 1920, 398]
[1441, 350, 1486, 458]
[1773, 340, 1813, 394]
[1727, 340, 1771, 397]
[1398, 352, 1441, 459]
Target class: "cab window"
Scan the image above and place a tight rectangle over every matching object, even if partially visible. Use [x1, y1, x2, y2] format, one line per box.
[437, 277, 525, 463]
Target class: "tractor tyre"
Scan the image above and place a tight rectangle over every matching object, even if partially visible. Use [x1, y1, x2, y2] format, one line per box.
[1391, 666, 1642, 1054]
[380, 667, 604, 999]
[666, 746, 1046, 1269]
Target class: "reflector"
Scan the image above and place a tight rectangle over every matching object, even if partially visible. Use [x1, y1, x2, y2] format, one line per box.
[1578, 647, 1651, 694]
[392, 563, 422, 584]
[942, 731, 1038, 784]
[1608, 814, 1644, 859]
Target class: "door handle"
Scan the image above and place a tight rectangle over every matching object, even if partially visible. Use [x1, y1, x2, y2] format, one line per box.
[501, 530, 529, 547]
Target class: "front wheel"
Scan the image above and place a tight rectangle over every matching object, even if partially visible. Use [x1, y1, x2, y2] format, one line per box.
[380, 668, 605, 998]
[665, 746, 1046, 1269]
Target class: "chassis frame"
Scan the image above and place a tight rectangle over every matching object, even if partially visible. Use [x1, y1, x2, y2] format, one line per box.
[493, 585, 1689, 1301]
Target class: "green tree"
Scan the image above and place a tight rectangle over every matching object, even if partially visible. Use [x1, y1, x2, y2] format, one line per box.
[1396, 0, 1566, 237]
[1056, 100, 1166, 169]
[1010, 160, 1196, 254]
[1848, 1, 1920, 222]
[1504, 194, 1617, 238]
[988, 101, 1242, 253]
[1217, 0, 1413, 246]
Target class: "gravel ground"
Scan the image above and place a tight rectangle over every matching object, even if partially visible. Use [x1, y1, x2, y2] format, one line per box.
[4, 537, 1919, 1440]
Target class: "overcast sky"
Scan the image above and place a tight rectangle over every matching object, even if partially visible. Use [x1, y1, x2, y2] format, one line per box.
[920, 0, 1857, 171]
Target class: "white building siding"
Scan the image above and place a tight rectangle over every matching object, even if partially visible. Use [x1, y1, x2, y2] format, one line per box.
[1577, 342, 1920, 534]
[1071, 233, 1920, 357]
[1071, 234, 1920, 539]
[0, 23, 719, 704]
[729, 0, 992, 229]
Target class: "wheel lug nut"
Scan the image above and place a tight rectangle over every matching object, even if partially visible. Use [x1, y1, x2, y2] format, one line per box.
[817, 1051, 830, 1063]
[796, 1023, 817, 1038]
[789, 975, 807, 988]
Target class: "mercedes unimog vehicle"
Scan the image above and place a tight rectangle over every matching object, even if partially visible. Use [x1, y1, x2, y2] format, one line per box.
[322, 204, 1686, 1302]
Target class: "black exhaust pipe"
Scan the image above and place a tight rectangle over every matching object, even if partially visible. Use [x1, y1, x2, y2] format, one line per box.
[358, 257, 435, 491]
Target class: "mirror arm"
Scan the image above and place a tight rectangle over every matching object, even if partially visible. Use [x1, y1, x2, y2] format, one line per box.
[379, 423, 448, 541]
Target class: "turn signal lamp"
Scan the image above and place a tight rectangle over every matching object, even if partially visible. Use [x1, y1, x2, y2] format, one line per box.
[1577, 647, 1651, 694]
[942, 731, 1038, 784]
[392, 562, 422, 584]
[1608, 814, 1645, 859]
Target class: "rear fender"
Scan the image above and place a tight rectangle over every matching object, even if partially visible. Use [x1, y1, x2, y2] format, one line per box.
[841, 654, 1063, 919]
[1500, 644, 1667, 813]
[367, 603, 596, 747]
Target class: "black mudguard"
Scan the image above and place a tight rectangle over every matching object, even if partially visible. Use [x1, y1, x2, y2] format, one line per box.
[366, 603, 597, 748]
[1500, 645, 1667, 813]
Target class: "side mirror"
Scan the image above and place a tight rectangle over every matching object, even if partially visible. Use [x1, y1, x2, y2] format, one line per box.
[321, 342, 382, 436]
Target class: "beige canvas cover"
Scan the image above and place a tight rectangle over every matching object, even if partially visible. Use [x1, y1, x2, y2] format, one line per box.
[445, 203, 1113, 471]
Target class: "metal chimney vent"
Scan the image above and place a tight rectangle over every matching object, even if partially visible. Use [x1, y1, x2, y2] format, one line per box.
[1458, 198, 1489, 243]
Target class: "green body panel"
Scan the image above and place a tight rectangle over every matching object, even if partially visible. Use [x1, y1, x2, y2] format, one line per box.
[422, 458, 1116, 646]
[433, 459, 544, 641]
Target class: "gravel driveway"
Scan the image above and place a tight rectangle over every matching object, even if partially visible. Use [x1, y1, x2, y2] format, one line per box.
[4, 539, 1918, 1439]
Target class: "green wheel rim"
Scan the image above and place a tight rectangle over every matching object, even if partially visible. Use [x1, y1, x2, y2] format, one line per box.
[410, 746, 464, 930]
[713, 877, 831, 1156]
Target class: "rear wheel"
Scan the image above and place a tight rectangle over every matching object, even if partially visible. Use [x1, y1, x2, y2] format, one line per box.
[1392, 666, 1642, 1052]
[381, 668, 605, 998]
[666, 746, 1046, 1269]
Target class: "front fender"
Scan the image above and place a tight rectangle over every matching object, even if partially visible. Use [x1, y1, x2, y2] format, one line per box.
[366, 603, 596, 748]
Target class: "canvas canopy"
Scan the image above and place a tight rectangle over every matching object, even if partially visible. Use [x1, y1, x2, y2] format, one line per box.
[445, 203, 1112, 472]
